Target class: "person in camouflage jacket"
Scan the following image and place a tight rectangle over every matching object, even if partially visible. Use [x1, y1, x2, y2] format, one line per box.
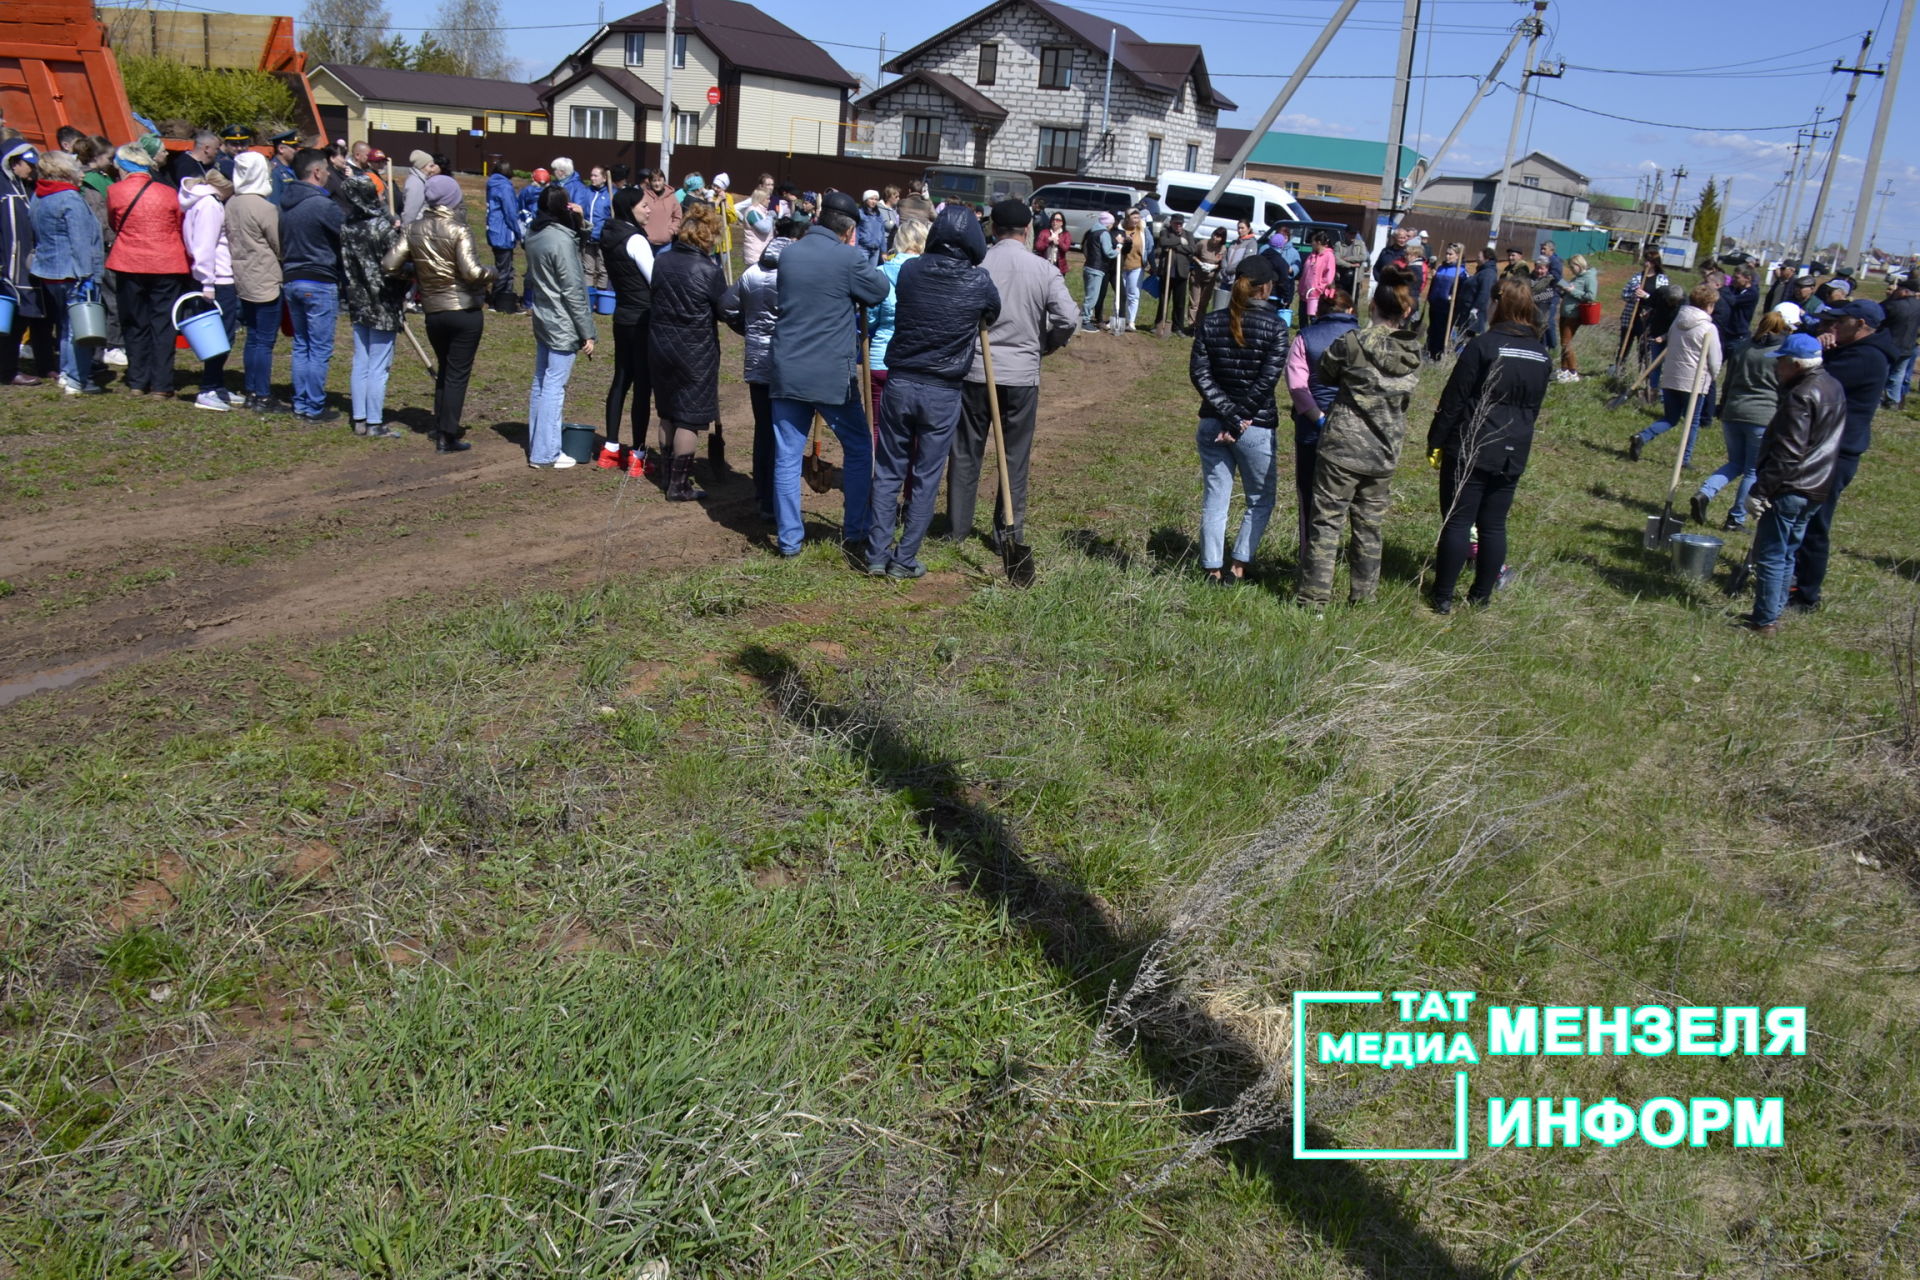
[1296, 267, 1424, 609]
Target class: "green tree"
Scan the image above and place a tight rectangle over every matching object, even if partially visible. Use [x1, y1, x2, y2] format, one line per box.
[1692, 179, 1722, 263]
[366, 34, 415, 70]
[409, 34, 463, 75]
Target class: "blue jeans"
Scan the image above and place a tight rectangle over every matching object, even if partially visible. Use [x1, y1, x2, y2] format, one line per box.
[1697, 419, 1766, 525]
[867, 374, 960, 572]
[1635, 384, 1716, 465]
[36, 278, 94, 390]
[1081, 269, 1106, 326]
[283, 280, 337, 416]
[241, 296, 279, 399]
[1791, 450, 1860, 607]
[1196, 420, 1277, 569]
[1122, 267, 1142, 325]
[1751, 492, 1815, 626]
[351, 324, 396, 425]
[528, 342, 577, 463]
[1890, 352, 1914, 407]
[770, 393, 873, 556]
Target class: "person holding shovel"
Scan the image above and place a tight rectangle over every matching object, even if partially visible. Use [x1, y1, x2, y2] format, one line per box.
[1628, 281, 1722, 465]
[864, 205, 1001, 579]
[1423, 244, 1466, 363]
[1190, 254, 1286, 587]
[1743, 332, 1846, 635]
[946, 200, 1075, 557]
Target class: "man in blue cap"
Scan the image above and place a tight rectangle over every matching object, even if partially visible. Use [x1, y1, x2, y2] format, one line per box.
[1788, 296, 1901, 612]
[1744, 332, 1845, 635]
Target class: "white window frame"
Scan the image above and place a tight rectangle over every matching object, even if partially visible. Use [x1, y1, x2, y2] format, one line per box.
[624, 33, 647, 65]
[570, 106, 614, 140]
[415, 116, 432, 133]
[673, 110, 699, 145]
[673, 33, 689, 69]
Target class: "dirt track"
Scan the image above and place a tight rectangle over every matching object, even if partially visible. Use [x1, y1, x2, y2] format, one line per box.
[0, 332, 1154, 700]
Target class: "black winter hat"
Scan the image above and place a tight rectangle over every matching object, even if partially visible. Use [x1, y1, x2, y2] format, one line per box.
[1237, 255, 1277, 285]
[990, 199, 1032, 229]
[820, 190, 860, 219]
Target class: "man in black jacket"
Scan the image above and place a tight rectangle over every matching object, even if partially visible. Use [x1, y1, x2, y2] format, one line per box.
[1712, 269, 1757, 347]
[1746, 333, 1846, 634]
[1882, 275, 1918, 408]
[1159, 214, 1195, 335]
[1790, 298, 1900, 611]
[1464, 249, 1500, 337]
[864, 205, 1000, 579]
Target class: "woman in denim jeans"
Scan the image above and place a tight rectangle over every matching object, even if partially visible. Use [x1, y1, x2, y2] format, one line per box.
[1188, 255, 1285, 585]
[1691, 308, 1790, 531]
[26, 152, 105, 394]
[522, 187, 596, 468]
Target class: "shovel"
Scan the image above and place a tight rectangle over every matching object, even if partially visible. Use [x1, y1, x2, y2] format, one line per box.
[1606, 347, 1666, 411]
[802, 413, 838, 493]
[399, 314, 437, 378]
[709, 409, 728, 475]
[1644, 357, 1710, 551]
[1725, 537, 1755, 595]
[979, 325, 1035, 586]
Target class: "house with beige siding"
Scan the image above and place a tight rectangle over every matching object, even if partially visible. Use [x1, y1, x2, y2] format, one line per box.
[858, 0, 1230, 183]
[309, 64, 549, 141]
[540, 0, 857, 154]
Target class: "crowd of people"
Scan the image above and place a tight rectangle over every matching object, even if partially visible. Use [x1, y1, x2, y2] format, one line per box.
[4, 119, 1915, 624]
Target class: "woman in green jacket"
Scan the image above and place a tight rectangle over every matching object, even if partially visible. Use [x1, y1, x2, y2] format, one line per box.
[1554, 254, 1598, 381]
[1689, 307, 1790, 530]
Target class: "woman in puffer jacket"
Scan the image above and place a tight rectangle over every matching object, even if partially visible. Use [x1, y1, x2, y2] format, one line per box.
[1628, 281, 1723, 467]
[647, 202, 728, 501]
[383, 175, 494, 452]
[1189, 254, 1286, 586]
[722, 216, 796, 521]
[339, 176, 406, 438]
[597, 186, 656, 475]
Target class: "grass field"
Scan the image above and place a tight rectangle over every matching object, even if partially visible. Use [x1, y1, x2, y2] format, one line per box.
[2, 251, 1919, 1277]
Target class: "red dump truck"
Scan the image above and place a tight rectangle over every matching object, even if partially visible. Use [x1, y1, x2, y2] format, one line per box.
[0, 0, 321, 150]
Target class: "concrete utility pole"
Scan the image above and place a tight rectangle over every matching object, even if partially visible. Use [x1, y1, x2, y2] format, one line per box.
[1784, 108, 1827, 264]
[1099, 27, 1116, 171]
[1870, 179, 1897, 250]
[1663, 164, 1687, 239]
[660, 0, 676, 181]
[1487, 1, 1549, 250]
[1375, 0, 1421, 233]
[1799, 32, 1880, 265]
[1844, 0, 1912, 269]
[1187, 0, 1364, 225]
[1394, 6, 1529, 225]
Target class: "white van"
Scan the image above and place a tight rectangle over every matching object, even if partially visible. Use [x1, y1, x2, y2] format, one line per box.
[1154, 170, 1310, 240]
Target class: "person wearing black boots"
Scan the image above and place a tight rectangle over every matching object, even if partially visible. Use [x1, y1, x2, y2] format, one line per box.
[597, 187, 655, 477]
[646, 201, 728, 501]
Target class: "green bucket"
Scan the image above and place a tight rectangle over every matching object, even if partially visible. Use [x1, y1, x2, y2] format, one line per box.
[560, 423, 600, 465]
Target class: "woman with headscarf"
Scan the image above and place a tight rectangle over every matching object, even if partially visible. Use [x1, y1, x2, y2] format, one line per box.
[28, 151, 105, 395]
[521, 186, 596, 468]
[225, 151, 283, 412]
[178, 168, 239, 410]
[382, 174, 494, 452]
[646, 201, 727, 501]
[339, 176, 406, 438]
[597, 185, 656, 475]
[105, 141, 189, 399]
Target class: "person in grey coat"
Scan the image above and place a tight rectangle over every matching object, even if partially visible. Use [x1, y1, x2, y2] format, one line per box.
[947, 200, 1077, 547]
[766, 191, 891, 558]
[722, 218, 797, 522]
[523, 188, 597, 468]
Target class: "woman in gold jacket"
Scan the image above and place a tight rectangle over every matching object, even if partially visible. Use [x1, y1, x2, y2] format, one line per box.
[382, 175, 492, 452]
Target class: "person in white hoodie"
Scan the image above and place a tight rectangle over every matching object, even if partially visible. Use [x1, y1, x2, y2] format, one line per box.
[1629, 281, 1724, 467]
[225, 151, 284, 413]
[179, 171, 239, 411]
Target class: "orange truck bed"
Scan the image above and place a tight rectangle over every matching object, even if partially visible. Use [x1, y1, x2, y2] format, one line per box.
[0, 1, 138, 149]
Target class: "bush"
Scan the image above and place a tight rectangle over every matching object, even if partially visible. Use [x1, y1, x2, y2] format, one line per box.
[120, 54, 298, 135]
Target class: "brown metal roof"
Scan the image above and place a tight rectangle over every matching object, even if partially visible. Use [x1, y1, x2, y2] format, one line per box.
[541, 64, 664, 110]
[856, 70, 1007, 122]
[606, 0, 857, 89]
[315, 64, 547, 115]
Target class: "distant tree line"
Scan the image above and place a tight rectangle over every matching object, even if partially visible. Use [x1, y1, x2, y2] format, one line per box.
[298, 0, 517, 78]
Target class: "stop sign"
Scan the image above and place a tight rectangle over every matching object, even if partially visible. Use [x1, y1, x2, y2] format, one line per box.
[706, 86, 722, 105]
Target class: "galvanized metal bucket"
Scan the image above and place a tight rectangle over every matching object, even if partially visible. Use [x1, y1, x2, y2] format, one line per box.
[1670, 533, 1723, 580]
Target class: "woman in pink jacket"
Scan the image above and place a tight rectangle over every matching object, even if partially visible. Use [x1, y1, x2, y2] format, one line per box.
[1299, 229, 1337, 321]
[179, 172, 238, 411]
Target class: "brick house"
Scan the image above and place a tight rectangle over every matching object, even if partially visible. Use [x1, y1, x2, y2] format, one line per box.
[541, 0, 857, 154]
[1214, 128, 1424, 205]
[857, 0, 1232, 183]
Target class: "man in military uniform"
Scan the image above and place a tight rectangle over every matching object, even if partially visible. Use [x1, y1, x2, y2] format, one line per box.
[216, 126, 253, 181]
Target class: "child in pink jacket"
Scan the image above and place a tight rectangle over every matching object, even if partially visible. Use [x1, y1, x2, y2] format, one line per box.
[1299, 230, 1337, 320]
[179, 173, 238, 411]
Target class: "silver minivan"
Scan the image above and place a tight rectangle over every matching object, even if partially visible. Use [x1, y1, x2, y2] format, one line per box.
[1031, 182, 1145, 240]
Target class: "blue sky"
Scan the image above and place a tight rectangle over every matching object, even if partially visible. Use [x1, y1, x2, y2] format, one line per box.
[213, 0, 1919, 253]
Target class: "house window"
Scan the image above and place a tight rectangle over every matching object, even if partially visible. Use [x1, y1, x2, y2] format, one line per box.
[415, 117, 432, 132]
[673, 33, 689, 68]
[1036, 126, 1081, 170]
[1523, 175, 1541, 188]
[673, 111, 699, 145]
[1316, 183, 1333, 197]
[902, 114, 940, 161]
[1145, 136, 1162, 178]
[978, 42, 998, 85]
[624, 33, 646, 64]
[1184, 142, 1199, 170]
[1283, 180, 1300, 195]
[1039, 46, 1073, 90]
[570, 106, 613, 139]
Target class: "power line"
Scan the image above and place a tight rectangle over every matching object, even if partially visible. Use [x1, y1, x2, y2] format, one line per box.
[1521, 87, 1821, 133]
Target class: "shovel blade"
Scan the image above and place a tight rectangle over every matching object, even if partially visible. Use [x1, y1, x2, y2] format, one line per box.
[1643, 513, 1683, 550]
[1001, 538, 1036, 587]
[1725, 559, 1752, 595]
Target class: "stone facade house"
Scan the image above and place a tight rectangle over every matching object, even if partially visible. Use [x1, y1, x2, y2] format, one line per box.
[858, 0, 1232, 183]
[541, 0, 857, 154]
[1422, 150, 1591, 225]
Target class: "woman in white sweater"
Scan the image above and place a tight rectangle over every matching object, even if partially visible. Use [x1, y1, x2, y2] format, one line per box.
[1628, 281, 1723, 467]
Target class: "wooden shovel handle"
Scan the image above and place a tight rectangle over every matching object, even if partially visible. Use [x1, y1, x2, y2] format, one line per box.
[979, 325, 1016, 531]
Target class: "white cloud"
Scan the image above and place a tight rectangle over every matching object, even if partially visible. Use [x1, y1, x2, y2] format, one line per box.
[1276, 112, 1355, 137]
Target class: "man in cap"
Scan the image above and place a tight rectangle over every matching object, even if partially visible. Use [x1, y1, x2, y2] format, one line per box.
[855, 189, 889, 267]
[1789, 296, 1901, 612]
[268, 131, 300, 201]
[864, 204, 1001, 578]
[216, 126, 253, 181]
[0, 138, 52, 387]
[766, 190, 891, 559]
[1743, 332, 1846, 635]
[1159, 213, 1196, 336]
[942, 198, 1076, 553]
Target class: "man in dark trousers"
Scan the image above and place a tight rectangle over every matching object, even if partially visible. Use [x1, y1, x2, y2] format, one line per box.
[948, 200, 1076, 554]
[1159, 213, 1195, 335]
[1744, 332, 1846, 635]
[1881, 275, 1918, 408]
[864, 205, 1000, 579]
[767, 190, 890, 559]
[1790, 297, 1901, 612]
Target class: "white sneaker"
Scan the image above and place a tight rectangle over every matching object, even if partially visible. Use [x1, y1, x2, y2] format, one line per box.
[102, 347, 128, 367]
[194, 390, 232, 411]
[218, 387, 240, 405]
[530, 454, 578, 469]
